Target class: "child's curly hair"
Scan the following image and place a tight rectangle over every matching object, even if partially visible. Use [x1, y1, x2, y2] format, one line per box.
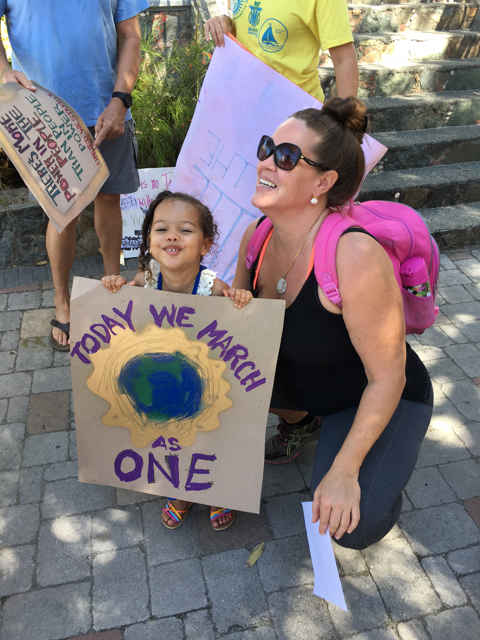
[138, 191, 219, 284]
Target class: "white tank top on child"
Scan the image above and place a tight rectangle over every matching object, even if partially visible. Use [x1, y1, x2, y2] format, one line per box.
[144, 259, 216, 296]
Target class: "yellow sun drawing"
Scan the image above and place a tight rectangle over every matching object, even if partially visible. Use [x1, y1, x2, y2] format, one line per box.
[86, 325, 232, 448]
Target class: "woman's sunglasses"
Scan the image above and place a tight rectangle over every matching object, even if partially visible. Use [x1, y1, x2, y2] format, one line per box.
[257, 135, 329, 172]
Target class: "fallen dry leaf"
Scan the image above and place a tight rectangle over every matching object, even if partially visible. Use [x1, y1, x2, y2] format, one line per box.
[9, 350, 17, 355]
[458, 165, 469, 171]
[35, 260, 48, 266]
[245, 541, 265, 568]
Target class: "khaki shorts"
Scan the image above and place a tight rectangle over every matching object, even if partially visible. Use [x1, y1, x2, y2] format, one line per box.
[88, 118, 140, 195]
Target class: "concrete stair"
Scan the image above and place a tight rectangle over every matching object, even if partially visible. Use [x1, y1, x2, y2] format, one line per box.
[361, 161, 480, 206]
[350, 31, 480, 63]
[319, 0, 480, 247]
[348, 3, 479, 32]
[374, 124, 480, 169]
[321, 58, 480, 97]
[363, 91, 480, 131]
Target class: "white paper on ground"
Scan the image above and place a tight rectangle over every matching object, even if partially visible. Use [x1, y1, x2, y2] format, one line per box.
[302, 501, 348, 611]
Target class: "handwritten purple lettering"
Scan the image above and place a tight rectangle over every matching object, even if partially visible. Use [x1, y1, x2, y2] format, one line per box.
[71, 301, 135, 364]
[149, 304, 197, 329]
[113, 441, 217, 493]
[197, 321, 266, 392]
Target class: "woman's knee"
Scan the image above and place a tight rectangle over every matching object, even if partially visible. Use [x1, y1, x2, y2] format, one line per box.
[333, 522, 393, 551]
[333, 493, 403, 551]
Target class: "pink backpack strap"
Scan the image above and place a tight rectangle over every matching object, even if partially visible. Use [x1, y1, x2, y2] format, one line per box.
[245, 217, 273, 269]
[314, 213, 359, 307]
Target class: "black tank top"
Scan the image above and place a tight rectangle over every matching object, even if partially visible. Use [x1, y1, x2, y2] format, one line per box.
[251, 228, 431, 416]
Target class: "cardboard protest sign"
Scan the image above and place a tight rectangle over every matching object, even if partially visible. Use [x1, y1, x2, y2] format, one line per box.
[121, 167, 174, 258]
[171, 36, 387, 284]
[0, 82, 109, 233]
[70, 278, 285, 513]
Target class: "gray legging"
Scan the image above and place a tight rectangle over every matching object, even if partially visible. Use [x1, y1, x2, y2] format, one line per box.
[310, 385, 433, 550]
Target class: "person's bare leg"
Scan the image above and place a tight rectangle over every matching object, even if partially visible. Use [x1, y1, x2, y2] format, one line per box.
[94, 192, 122, 276]
[270, 408, 308, 424]
[46, 217, 77, 346]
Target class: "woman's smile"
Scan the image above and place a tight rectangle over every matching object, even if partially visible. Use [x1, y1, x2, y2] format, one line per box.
[258, 177, 276, 189]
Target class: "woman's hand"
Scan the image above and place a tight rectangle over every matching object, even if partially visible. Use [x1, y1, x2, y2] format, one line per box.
[223, 287, 253, 308]
[312, 467, 361, 540]
[101, 275, 133, 293]
[204, 15, 232, 47]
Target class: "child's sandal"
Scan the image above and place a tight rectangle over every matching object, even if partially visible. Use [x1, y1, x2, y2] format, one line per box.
[162, 501, 192, 530]
[210, 507, 235, 531]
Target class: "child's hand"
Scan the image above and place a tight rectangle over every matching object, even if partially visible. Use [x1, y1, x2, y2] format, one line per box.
[223, 287, 253, 308]
[101, 275, 131, 293]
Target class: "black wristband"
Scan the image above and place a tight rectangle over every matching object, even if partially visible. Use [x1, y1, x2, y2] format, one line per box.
[111, 92, 133, 109]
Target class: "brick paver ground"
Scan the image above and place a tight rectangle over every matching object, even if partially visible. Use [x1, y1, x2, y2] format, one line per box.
[0, 249, 479, 640]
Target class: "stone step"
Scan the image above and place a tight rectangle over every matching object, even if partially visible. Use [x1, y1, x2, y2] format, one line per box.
[320, 30, 480, 66]
[373, 124, 480, 170]
[364, 90, 480, 131]
[360, 160, 480, 208]
[349, 0, 476, 6]
[351, 30, 480, 64]
[421, 201, 480, 247]
[0, 187, 97, 270]
[320, 57, 480, 99]
[349, 3, 478, 33]
[0, 198, 47, 269]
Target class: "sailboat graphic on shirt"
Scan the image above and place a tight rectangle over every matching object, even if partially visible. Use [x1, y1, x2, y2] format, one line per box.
[258, 19, 288, 53]
[262, 24, 277, 47]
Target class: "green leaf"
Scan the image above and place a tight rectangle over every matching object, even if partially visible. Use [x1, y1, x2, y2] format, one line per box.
[245, 542, 265, 568]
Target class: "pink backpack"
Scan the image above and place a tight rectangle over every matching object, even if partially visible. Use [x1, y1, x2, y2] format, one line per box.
[246, 200, 440, 335]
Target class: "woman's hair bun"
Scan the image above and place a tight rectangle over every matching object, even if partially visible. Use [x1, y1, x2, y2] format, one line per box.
[321, 96, 367, 143]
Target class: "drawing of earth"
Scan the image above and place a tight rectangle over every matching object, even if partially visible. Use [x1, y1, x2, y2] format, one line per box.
[86, 325, 232, 447]
[118, 351, 205, 422]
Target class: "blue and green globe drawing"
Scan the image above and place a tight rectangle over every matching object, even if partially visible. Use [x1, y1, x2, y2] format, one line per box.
[118, 352, 205, 422]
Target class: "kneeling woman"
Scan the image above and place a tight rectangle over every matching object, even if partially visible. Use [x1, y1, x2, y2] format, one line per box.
[233, 97, 433, 549]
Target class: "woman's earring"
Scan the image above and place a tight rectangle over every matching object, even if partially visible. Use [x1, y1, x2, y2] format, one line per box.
[310, 196, 318, 205]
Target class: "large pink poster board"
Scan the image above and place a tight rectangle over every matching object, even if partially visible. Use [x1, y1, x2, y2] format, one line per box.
[172, 36, 387, 283]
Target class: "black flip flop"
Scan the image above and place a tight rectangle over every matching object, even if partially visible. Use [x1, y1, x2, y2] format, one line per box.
[50, 319, 70, 352]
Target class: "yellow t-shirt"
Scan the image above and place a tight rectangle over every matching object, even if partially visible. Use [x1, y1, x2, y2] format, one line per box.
[232, 0, 353, 102]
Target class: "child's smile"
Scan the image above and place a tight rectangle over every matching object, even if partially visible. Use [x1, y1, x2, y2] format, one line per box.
[148, 199, 212, 282]
[163, 244, 182, 255]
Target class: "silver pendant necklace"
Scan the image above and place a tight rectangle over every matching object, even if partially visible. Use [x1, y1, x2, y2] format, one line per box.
[274, 215, 322, 295]
[277, 275, 287, 295]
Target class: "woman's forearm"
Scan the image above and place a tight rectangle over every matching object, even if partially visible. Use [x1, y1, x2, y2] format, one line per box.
[329, 42, 359, 98]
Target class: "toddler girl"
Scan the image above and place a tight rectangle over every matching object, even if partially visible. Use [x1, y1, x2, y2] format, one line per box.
[102, 190, 252, 531]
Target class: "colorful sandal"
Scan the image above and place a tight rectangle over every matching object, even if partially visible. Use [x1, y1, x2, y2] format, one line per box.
[162, 501, 192, 530]
[210, 507, 235, 531]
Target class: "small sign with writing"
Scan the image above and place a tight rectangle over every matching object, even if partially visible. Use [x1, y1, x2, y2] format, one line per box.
[121, 167, 174, 258]
[70, 277, 285, 514]
[0, 82, 109, 233]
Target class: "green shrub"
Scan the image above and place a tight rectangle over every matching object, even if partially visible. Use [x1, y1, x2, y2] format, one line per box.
[132, 14, 213, 169]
